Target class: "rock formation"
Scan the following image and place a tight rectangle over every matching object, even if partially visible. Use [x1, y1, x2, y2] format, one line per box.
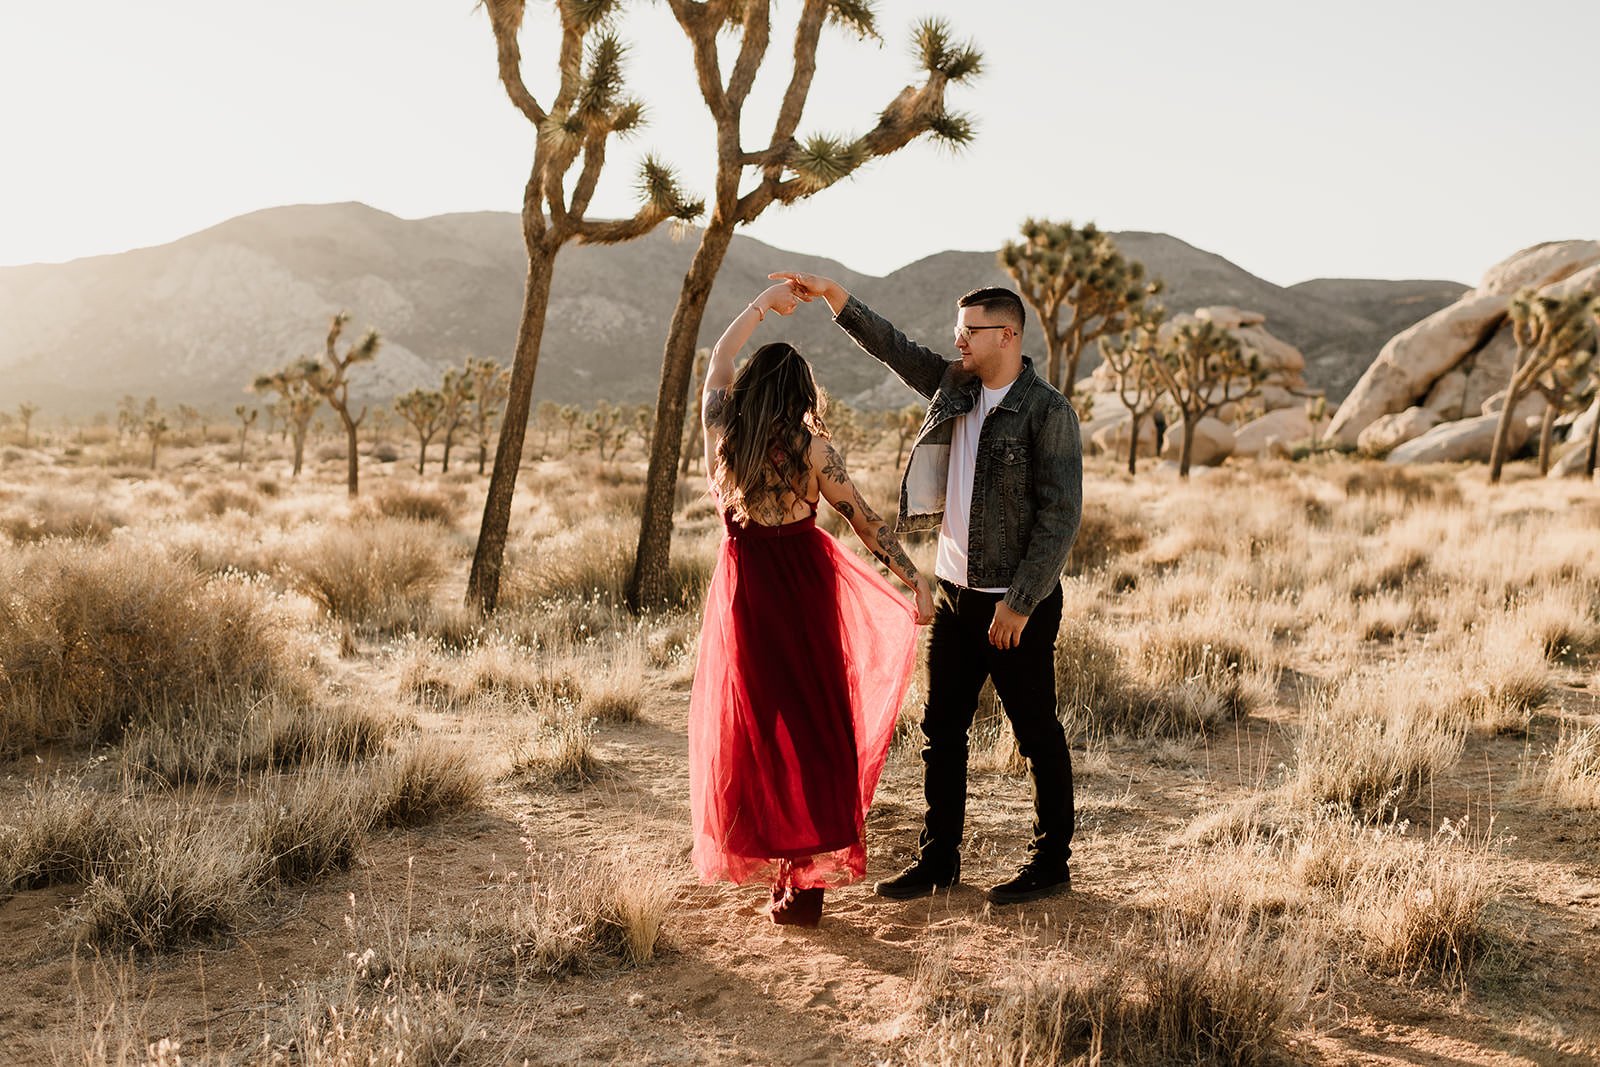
[1329, 241, 1600, 453]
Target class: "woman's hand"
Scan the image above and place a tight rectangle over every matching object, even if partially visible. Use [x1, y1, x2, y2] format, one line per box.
[913, 574, 935, 625]
[754, 281, 809, 318]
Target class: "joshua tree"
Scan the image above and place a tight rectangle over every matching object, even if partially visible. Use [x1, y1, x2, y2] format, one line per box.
[468, 0, 703, 614]
[1150, 318, 1262, 478]
[234, 405, 258, 470]
[1099, 303, 1169, 475]
[15, 402, 39, 448]
[1490, 288, 1599, 484]
[466, 357, 510, 475]
[534, 399, 561, 459]
[395, 389, 447, 475]
[559, 404, 582, 454]
[253, 365, 321, 476]
[175, 404, 202, 444]
[883, 402, 924, 468]
[627, 5, 982, 611]
[438, 367, 474, 474]
[143, 411, 168, 470]
[587, 399, 625, 462]
[1586, 304, 1600, 479]
[302, 312, 381, 497]
[999, 218, 1160, 397]
[630, 403, 653, 457]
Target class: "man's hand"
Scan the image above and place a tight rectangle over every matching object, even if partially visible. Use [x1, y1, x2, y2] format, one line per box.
[769, 271, 847, 315]
[913, 574, 935, 625]
[988, 601, 1029, 650]
[755, 280, 807, 317]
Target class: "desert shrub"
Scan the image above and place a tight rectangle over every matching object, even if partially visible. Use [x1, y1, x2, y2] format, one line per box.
[505, 519, 713, 611]
[1533, 724, 1600, 809]
[64, 816, 259, 952]
[0, 492, 124, 543]
[0, 781, 148, 893]
[0, 541, 308, 753]
[509, 701, 600, 787]
[1336, 463, 1460, 506]
[907, 905, 1320, 1067]
[1132, 621, 1273, 726]
[276, 977, 476, 1066]
[1066, 502, 1148, 575]
[1291, 673, 1465, 816]
[250, 768, 373, 883]
[363, 482, 465, 526]
[190, 483, 261, 518]
[369, 739, 486, 828]
[580, 641, 647, 723]
[291, 518, 448, 631]
[125, 698, 391, 785]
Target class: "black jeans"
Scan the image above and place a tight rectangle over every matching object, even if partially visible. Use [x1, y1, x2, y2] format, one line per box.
[917, 579, 1073, 868]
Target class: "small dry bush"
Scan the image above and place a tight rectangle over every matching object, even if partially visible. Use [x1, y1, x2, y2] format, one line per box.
[1130, 617, 1274, 727]
[368, 738, 486, 829]
[580, 640, 648, 723]
[278, 976, 477, 1066]
[0, 541, 308, 753]
[125, 698, 390, 785]
[1065, 500, 1148, 575]
[0, 781, 148, 893]
[1531, 723, 1600, 809]
[292, 518, 448, 631]
[250, 767, 374, 883]
[1341, 821, 1496, 981]
[0, 491, 125, 543]
[509, 699, 600, 786]
[1336, 463, 1460, 506]
[189, 483, 260, 518]
[398, 634, 583, 709]
[361, 481, 466, 526]
[64, 814, 259, 952]
[908, 905, 1321, 1067]
[474, 851, 670, 974]
[505, 517, 714, 611]
[1291, 672, 1465, 817]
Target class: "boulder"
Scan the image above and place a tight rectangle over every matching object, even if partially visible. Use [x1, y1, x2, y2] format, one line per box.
[1549, 440, 1597, 478]
[1477, 240, 1600, 296]
[1358, 407, 1443, 456]
[1194, 306, 1267, 330]
[1091, 414, 1159, 459]
[1161, 417, 1235, 467]
[1330, 241, 1600, 447]
[1328, 290, 1507, 446]
[1422, 368, 1468, 418]
[1481, 388, 1547, 421]
[1235, 407, 1314, 458]
[1386, 413, 1533, 465]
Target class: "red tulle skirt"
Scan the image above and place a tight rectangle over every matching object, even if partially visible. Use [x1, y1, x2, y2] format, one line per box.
[690, 511, 918, 890]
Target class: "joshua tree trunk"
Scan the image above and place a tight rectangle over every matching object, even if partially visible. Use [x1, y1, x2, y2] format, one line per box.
[1587, 404, 1600, 479]
[1487, 391, 1521, 484]
[340, 413, 361, 496]
[467, 251, 556, 614]
[1537, 404, 1557, 475]
[1127, 413, 1142, 476]
[1179, 416, 1198, 479]
[627, 225, 734, 610]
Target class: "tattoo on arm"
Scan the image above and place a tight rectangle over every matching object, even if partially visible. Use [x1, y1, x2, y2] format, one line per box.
[834, 500, 855, 520]
[703, 388, 729, 431]
[821, 443, 849, 484]
[870, 524, 919, 579]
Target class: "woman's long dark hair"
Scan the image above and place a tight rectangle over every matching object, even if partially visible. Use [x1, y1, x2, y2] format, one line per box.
[713, 342, 828, 525]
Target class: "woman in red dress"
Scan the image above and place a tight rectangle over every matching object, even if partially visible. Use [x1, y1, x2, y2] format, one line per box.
[690, 281, 933, 927]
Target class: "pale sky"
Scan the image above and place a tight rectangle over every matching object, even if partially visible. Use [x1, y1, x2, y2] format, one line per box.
[2, 1, 1596, 286]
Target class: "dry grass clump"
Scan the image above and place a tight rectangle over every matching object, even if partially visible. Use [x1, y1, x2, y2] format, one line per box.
[278, 976, 478, 1066]
[0, 491, 125, 543]
[475, 852, 671, 974]
[1291, 672, 1465, 817]
[64, 815, 259, 952]
[1341, 822, 1496, 980]
[1130, 617, 1275, 727]
[398, 634, 584, 709]
[189, 482, 261, 517]
[0, 781, 147, 894]
[509, 700, 600, 786]
[908, 906, 1322, 1067]
[125, 698, 391, 785]
[504, 516, 715, 611]
[368, 738, 487, 829]
[1531, 724, 1600, 809]
[250, 767, 374, 883]
[580, 641, 648, 723]
[361, 481, 467, 526]
[0, 540, 308, 753]
[1336, 463, 1460, 506]
[291, 518, 449, 631]
[1065, 499, 1148, 575]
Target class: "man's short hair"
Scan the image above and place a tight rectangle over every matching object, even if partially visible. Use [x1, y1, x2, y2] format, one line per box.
[957, 286, 1025, 333]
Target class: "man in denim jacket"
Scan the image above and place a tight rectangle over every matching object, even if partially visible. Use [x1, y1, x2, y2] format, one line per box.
[774, 270, 1083, 904]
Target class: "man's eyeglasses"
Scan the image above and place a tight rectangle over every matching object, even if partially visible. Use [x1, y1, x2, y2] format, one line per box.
[954, 324, 1009, 344]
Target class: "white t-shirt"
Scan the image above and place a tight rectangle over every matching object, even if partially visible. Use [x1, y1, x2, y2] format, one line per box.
[935, 379, 1014, 591]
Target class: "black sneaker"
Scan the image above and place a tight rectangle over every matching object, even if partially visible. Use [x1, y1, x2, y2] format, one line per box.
[987, 860, 1070, 905]
[873, 855, 960, 900]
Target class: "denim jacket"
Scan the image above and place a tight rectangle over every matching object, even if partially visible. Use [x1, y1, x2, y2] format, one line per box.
[834, 296, 1083, 616]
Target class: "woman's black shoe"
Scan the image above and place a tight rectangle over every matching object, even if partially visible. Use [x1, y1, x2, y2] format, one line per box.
[873, 856, 960, 899]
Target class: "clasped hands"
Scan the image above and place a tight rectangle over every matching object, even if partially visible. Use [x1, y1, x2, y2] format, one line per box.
[751, 279, 811, 318]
